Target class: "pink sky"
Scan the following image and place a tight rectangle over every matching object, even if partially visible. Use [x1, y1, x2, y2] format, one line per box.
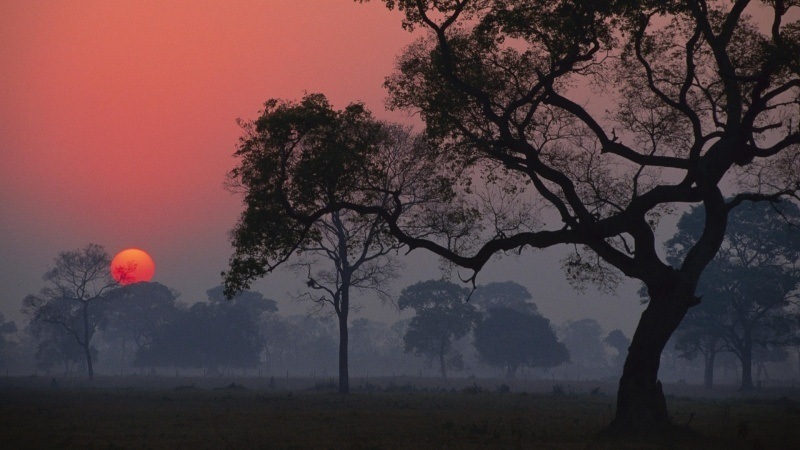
[0, 1, 642, 332]
[0, 1, 415, 308]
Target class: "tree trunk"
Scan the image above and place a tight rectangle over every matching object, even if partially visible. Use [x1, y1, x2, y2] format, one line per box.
[439, 344, 447, 380]
[82, 302, 94, 381]
[740, 331, 754, 390]
[703, 348, 716, 390]
[337, 289, 350, 395]
[607, 284, 692, 434]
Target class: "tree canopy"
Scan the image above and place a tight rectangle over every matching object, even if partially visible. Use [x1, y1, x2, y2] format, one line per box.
[474, 307, 568, 379]
[398, 280, 481, 379]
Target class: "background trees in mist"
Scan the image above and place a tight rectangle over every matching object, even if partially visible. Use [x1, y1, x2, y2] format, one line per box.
[398, 280, 481, 379]
[474, 307, 568, 379]
[667, 201, 800, 390]
[135, 287, 276, 374]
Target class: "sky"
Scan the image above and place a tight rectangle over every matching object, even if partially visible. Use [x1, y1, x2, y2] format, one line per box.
[0, 0, 645, 334]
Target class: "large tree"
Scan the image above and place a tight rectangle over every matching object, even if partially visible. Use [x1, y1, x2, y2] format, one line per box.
[227, 0, 800, 432]
[22, 244, 117, 380]
[397, 280, 481, 379]
[667, 200, 800, 389]
[351, 0, 797, 432]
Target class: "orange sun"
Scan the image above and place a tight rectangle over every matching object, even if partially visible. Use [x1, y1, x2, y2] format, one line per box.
[111, 248, 155, 285]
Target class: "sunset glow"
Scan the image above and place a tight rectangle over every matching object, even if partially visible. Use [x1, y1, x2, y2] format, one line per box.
[111, 248, 155, 285]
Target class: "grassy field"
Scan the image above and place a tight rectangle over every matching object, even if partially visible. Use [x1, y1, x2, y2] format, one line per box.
[1, 377, 799, 449]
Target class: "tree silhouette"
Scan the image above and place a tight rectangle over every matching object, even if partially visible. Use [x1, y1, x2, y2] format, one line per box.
[561, 318, 610, 373]
[0, 313, 18, 373]
[101, 282, 180, 372]
[21, 244, 116, 380]
[223, 95, 426, 393]
[472, 281, 537, 314]
[350, 0, 798, 432]
[474, 307, 568, 379]
[398, 280, 480, 379]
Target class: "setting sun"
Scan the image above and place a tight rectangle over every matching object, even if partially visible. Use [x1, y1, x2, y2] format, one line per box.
[111, 248, 155, 285]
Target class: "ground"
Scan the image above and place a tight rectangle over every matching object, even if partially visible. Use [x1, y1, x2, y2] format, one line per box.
[1, 376, 799, 449]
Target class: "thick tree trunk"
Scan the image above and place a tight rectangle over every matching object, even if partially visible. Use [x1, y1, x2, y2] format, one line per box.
[606, 284, 692, 434]
[338, 311, 349, 395]
[703, 349, 716, 390]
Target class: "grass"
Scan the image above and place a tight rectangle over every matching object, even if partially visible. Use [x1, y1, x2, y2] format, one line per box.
[1, 377, 799, 449]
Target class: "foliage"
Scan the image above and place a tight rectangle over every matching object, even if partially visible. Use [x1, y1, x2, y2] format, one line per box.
[135, 288, 275, 371]
[471, 281, 537, 313]
[224, 0, 800, 428]
[362, 0, 799, 429]
[560, 318, 610, 371]
[101, 282, 181, 358]
[223, 93, 449, 297]
[474, 307, 568, 379]
[398, 280, 481, 379]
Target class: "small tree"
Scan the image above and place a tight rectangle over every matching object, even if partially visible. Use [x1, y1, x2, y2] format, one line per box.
[474, 307, 568, 379]
[21, 244, 116, 380]
[398, 280, 481, 379]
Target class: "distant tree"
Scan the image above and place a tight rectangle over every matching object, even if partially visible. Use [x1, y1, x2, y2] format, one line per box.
[667, 201, 800, 390]
[398, 280, 481, 379]
[21, 244, 116, 380]
[0, 313, 18, 373]
[472, 281, 537, 313]
[605, 329, 632, 376]
[136, 288, 273, 373]
[560, 319, 609, 372]
[101, 282, 181, 372]
[206, 285, 278, 316]
[670, 294, 728, 389]
[475, 307, 568, 379]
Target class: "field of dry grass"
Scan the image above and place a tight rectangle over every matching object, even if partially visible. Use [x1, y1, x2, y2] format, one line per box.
[1, 376, 799, 449]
